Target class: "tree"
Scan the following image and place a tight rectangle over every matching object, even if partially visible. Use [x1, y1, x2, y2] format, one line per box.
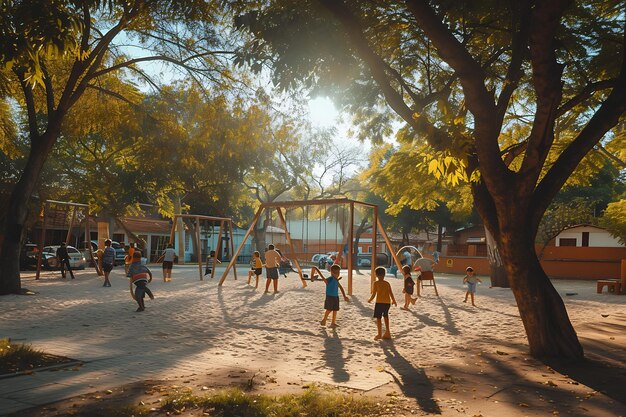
[230, 0, 626, 358]
[601, 199, 626, 244]
[0, 0, 230, 294]
[240, 90, 333, 251]
[363, 142, 473, 250]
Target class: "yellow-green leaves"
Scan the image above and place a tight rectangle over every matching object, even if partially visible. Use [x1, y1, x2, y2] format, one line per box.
[423, 152, 473, 186]
[601, 199, 626, 245]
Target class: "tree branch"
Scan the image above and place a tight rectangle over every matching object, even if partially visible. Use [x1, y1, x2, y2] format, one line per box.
[556, 80, 616, 117]
[495, 1, 531, 122]
[532, 71, 626, 231]
[40, 61, 56, 117]
[317, 0, 456, 151]
[595, 143, 626, 168]
[520, 0, 571, 186]
[85, 84, 140, 108]
[404, 0, 495, 119]
[89, 51, 233, 80]
[14, 70, 39, 139]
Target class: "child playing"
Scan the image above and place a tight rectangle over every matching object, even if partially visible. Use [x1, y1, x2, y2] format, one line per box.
[247, 251, 263, 288]
[204, 250, 221, 277]
[463, 266, 482, 306]
[401, 265, 418, 310]
[368, 266, 397, 340]
[124, 245, 132, 277]
[319, 264, 350, 328]
[128, 251, 154, 312]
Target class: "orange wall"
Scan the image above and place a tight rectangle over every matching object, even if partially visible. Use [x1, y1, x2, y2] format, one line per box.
[440, 246, 626, 280]
[539, 246, 626, 279]
[439, 256, 491, 275]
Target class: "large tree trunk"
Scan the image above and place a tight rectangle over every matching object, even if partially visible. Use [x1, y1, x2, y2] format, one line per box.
[485, 226, 509, 288]
[0, 134, 57, 294]
[498, 217, 583, 358]
[473, 180, 582, 358]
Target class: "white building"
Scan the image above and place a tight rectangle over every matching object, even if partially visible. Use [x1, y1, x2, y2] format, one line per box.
[555, 224, 624, 247]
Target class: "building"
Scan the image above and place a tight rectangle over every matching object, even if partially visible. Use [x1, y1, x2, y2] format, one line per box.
[554, 224, 623, 247]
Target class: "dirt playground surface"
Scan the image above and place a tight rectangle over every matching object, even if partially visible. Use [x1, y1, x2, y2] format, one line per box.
[1, 267, 625, 416]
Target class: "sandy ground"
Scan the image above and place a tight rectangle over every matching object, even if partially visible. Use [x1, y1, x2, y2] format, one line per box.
[2, 265, 626, 416]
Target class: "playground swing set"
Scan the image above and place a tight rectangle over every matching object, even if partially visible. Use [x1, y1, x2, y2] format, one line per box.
[35, 200, 100, 279]
[31, 199, 440, 296]
[167, 214, 236, 281]
[219, 198, 408, 295]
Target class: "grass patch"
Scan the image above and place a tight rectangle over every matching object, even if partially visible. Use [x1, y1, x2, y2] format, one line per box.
[158, 386, 384, 417]
[0, 338, 74, 375]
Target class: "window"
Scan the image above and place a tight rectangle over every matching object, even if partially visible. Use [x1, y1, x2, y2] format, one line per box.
[582, 232, 589, 247]
[558, 238, 577, 247]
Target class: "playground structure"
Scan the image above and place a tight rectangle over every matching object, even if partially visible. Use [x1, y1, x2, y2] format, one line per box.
[396, 245, 439, 296]
[219, 198, 404, 295]
[168, 214, 236, 281]
[35, 200, 98, 279]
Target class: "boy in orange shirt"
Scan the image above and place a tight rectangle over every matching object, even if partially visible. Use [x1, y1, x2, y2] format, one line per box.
[368, 266, 397, 340]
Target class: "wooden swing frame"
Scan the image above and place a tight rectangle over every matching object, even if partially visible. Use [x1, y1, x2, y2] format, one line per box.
[36, 200, 97, 279]
[168, 214, 236, 281]
[218, 198, 404, 295]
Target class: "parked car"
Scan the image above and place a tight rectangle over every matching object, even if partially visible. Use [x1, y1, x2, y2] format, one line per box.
[41, 245, 86, 270]
[357, 255, 371, 267]
[81, 240, 126, 266]
[356, 253, 389, 268]
[317, 254, 331, 269]
[311, 253, 327, 263]
[110, 241, 127, 265]
[20, 243, 40, 270]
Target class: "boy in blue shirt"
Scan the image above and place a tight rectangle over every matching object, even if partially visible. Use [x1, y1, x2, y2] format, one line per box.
[319, 264, 349, 328]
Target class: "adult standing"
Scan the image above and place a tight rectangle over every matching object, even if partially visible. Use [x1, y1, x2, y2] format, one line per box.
[264, 244, 282, 294]
[161, 243, 176, 282]
[101, 239, 115, 287]
[56, 242, 75, 279]
[401, 248, 412, 266]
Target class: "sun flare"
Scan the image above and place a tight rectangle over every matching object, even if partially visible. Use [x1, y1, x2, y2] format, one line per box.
[308, 96, 338, 127]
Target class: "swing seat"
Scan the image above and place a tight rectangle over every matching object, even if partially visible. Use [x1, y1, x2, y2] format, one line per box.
[419, 270, 439, 296]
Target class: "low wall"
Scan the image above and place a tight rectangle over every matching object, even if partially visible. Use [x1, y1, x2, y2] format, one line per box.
[438, 256, 490, 275]
[539, 246, 626, 280]
[440, 246, 626, 280]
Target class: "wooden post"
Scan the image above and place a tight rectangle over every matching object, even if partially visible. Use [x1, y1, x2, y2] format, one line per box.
[196, 216, 203, 281]
[219, 206, 264, 285]
[348, 201, 354, 295]
[85, 209, 101, 276]
[213, 221, 224, 280]
[371, 205, 378, 293]
[66, 207, 76, 245]
[169, 216, 177, 246]
[35, 204, 48, 280]
[377, 217, 404, 275]
[620, 259, 626, 294]
[276, 207, 307, 288]
[229, 220, 238, 281]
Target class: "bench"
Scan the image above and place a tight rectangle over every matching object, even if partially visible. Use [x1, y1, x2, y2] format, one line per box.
[597, 280, 621, 294]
